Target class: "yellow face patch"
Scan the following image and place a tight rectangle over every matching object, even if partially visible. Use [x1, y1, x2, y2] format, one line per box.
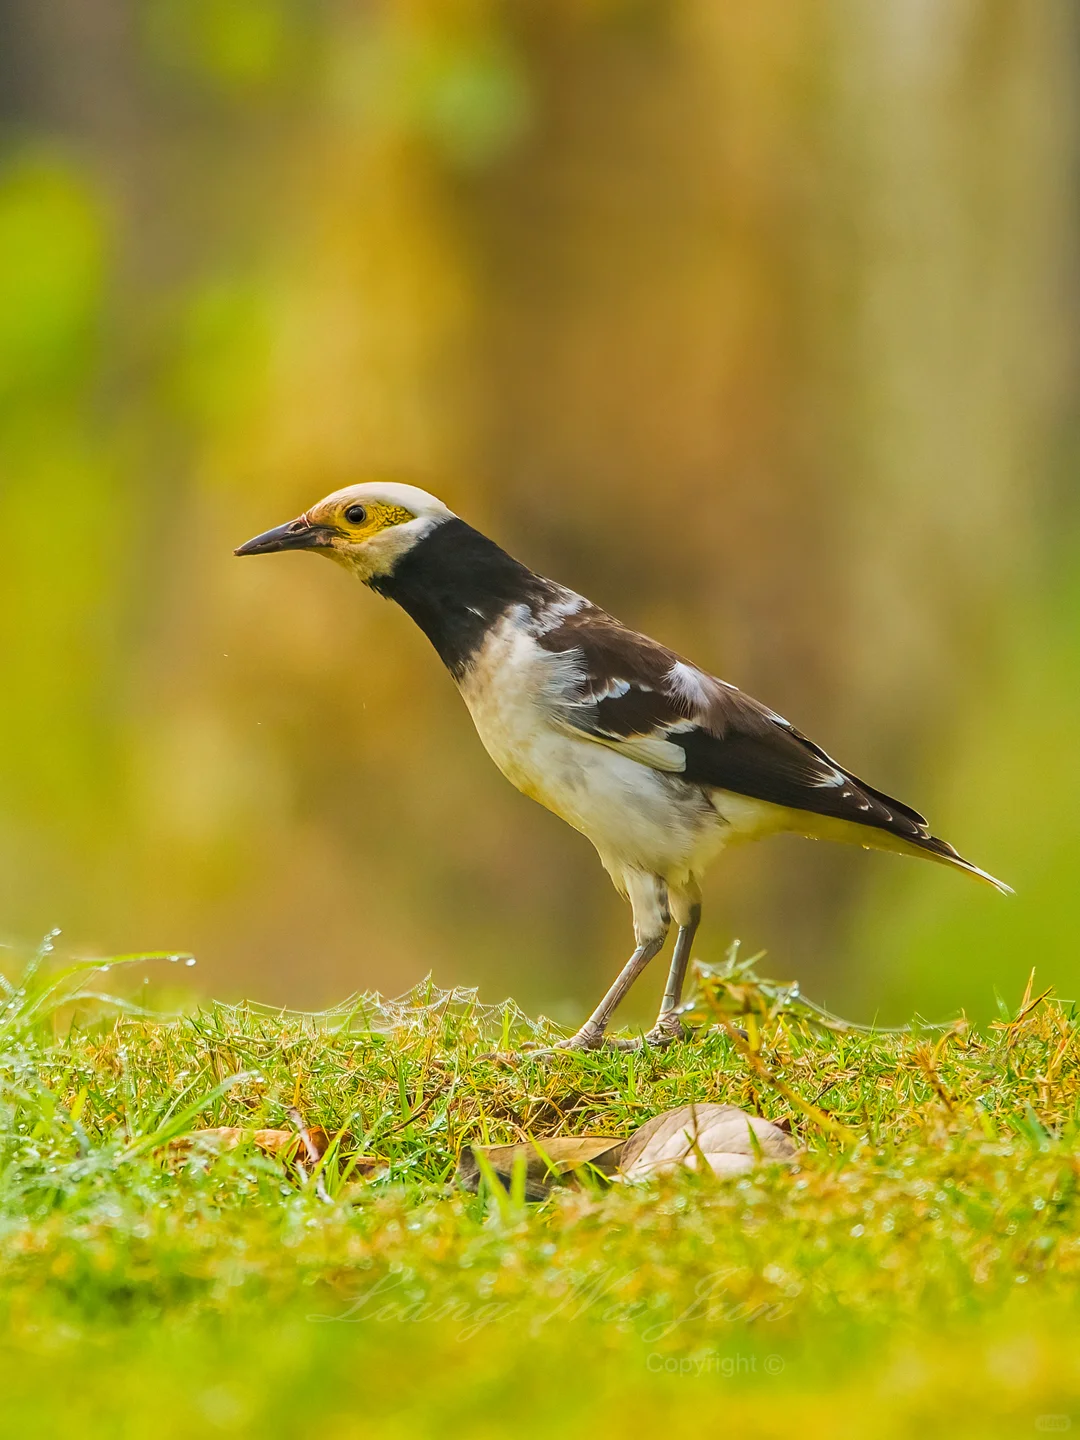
[341, 500, 415, 538]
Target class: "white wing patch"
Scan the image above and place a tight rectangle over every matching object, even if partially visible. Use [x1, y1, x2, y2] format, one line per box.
[667, 660, 717, 711]
[763, 707, 793, 730]
[614, 735, 688, 771]
[812, 769, 847, 788]
[527, 591, 588, 637]
[593, 678, 631, 701]
[551, 720, 688, 773]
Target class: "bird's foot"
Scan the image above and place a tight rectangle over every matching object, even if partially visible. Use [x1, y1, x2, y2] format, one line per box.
[554, 1023, 607, 1052]
[604, 1021, 687, 1051]
[580, 1019, 691, 1053]
[520, 1024, 608, 1057]
[642, 1014, 689, 1048]
[526, 1016, 691, 1057]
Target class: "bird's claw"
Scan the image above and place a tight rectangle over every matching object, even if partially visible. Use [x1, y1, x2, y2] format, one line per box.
[525, 1017, 690, 1057]
[519, 1026, 607, 1057]
[643, 1015, 689, 1048]
[603, 1021, 687, 1052]
[555, 1025, 607, 1052]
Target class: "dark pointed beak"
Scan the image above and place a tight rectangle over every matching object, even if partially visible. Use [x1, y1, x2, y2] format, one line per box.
[234, 520, 338, 557]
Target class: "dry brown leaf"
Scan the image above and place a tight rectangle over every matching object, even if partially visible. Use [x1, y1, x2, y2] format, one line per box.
[456, 1135, 624, 1200]
[617, 1103, 796, 1180]
[170, 1127, 302, 1159]
[172, 1123, 339, 1162]
[458, 1103, 796, 1199]
[169, 1121, 385, 1199]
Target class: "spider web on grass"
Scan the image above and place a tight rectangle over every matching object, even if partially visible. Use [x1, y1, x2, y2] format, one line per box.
[215, 976, 551, 1043]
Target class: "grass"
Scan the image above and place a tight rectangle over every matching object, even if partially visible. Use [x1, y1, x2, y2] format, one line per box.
[3, 940, 1080, 1438]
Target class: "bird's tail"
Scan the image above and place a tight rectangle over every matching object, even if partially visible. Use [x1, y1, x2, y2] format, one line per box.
[813, 769, 1014, 895]
[792, 805, 1013, 894]
[903, 832, 1014, 895]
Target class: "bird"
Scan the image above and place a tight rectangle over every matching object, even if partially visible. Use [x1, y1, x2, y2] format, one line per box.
[236, 481, 1010, 1051]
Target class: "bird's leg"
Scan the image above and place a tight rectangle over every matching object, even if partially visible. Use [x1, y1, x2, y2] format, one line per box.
[556, 873, 669, 1052]
[644, 901, 701, 1047]
[555, 935, 667, 1051]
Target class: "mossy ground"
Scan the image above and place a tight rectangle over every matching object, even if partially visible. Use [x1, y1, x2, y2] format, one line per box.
[2, 946, 1079, 1437]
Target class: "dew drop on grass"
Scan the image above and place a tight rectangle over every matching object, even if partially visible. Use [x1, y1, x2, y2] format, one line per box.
[185, 958, 196, 967]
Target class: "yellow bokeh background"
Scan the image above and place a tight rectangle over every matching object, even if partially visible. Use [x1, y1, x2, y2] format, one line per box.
[1, 0, 1077, 1022]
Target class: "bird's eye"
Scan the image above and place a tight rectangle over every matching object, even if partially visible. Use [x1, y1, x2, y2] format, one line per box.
[344, 504, 367, 525]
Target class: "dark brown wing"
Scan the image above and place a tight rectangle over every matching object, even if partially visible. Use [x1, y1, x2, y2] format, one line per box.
[537, 607, 930, 842]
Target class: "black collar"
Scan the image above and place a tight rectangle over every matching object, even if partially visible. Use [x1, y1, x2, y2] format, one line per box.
[370, 518, 557, 676]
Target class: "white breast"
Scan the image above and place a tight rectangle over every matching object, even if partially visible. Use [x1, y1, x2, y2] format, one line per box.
[455, 612, 729, 890]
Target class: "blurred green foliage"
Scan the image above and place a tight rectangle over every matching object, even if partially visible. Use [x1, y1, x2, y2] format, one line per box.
[0, 157, 106, 397]
[141, 0, 312, 94]
[0, 0, 1077, 1022]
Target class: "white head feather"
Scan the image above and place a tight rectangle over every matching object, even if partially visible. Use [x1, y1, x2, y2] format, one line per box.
[306, 482, 457, 581]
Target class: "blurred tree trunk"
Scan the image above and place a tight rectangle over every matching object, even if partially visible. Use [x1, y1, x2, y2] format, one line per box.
[461, 0, 1077, 991]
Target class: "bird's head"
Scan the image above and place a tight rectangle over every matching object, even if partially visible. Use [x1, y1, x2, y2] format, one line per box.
[234, 481, 455, 583]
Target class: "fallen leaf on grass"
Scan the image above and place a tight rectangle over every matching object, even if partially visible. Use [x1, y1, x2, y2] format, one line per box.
[169, 1119, 387, 1199]
[170, 1127, 308, 1160]
[457, 1102, 796, 1198]
[618, 1103, 795, 1179]
[456, 1135, 624, 1200]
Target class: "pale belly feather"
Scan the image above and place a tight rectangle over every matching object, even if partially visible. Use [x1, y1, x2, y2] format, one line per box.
[456, 620, 735, 890]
